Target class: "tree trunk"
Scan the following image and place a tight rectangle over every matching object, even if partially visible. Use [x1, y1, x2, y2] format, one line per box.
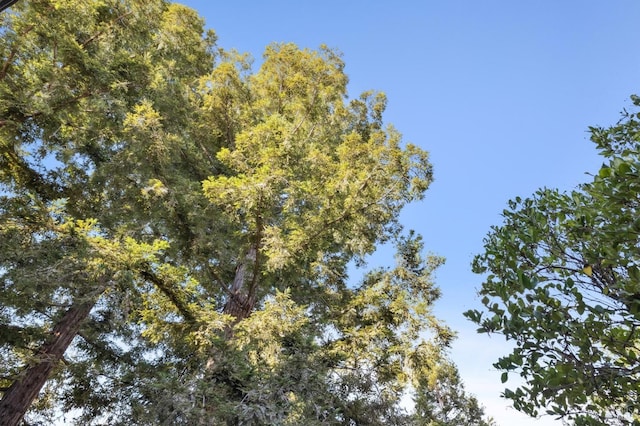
[223, 246, 258, 321]
[0, 298, 97, 426]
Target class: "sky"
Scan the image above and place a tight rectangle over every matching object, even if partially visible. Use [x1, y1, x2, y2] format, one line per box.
[179, 1, 640, 424]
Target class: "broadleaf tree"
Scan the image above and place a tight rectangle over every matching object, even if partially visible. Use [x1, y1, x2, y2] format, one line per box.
[0, 1, 492, 424]
[465, 97, 640, 425]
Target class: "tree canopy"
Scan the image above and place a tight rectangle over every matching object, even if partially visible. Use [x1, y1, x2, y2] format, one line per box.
[466, 98, 640, 425]
[0, 1, 491, 424]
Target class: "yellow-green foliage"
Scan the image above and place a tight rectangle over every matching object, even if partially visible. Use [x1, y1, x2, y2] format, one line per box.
[0, 1, 488, 424]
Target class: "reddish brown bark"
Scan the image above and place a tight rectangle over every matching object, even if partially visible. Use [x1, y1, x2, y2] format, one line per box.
[0, 298, 97, 426]
[223, 261, 254, 320]
[223, 245, 260, 322]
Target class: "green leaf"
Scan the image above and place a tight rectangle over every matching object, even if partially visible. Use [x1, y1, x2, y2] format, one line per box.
[470, 96, 640, 422]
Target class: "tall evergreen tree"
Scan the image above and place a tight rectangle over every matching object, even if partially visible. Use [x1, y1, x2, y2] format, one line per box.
[0, 1, 492, 424]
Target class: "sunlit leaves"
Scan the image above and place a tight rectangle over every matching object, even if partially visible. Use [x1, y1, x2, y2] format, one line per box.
[1, 1, 486, 424]
[202, 44, 433, 273]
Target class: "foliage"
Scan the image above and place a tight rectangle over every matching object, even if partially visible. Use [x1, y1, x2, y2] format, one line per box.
[465, 97, 640, 425]
[412, 356, 496, 426]
[0, 0, 491, 424]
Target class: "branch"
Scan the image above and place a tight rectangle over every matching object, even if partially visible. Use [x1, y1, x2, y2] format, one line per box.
[247, 213, 263, 298]
[0, 0, 20, 14]
[139, 269, 198, 325]
[205, 264, 233, 297]
[80, 11, 133, 48]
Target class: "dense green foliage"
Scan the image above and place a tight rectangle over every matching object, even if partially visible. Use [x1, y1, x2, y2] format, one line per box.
[0, 1, 492, 424]
[466, 98, 640, 425]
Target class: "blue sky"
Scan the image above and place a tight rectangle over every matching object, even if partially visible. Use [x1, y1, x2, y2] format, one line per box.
[180, 1, 640, 424]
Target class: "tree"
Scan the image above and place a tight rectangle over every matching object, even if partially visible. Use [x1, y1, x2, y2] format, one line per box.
[410, 350, 496, 426]
[0, 1, 216, 423]
[465, 97, 640, 425]
[0, 1, 491, 424]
